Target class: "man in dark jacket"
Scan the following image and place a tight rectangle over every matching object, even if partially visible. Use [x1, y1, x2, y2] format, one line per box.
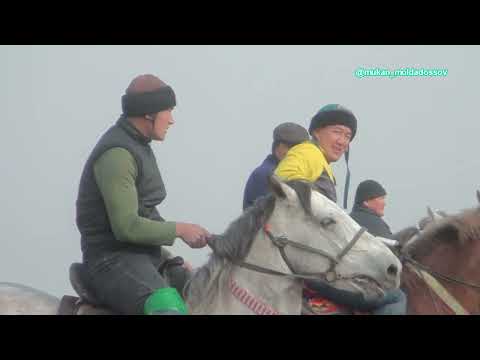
[242, 122, 309, 210]
[274, 105, 406, 315]
[350, 180, 394, 239]
[76, 74, 210, 315]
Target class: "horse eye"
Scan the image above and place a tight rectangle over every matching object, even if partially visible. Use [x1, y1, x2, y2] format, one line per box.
[320, 217, 336, 227]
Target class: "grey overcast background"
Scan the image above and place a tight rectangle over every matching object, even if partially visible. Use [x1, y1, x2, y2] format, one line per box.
[1, 45, 479, 298]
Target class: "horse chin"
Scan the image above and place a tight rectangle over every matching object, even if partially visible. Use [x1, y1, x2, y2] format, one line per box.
[337, 277, 386, 300]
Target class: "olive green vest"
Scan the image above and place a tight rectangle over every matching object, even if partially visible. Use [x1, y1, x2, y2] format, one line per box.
[76, 116, 166, 255]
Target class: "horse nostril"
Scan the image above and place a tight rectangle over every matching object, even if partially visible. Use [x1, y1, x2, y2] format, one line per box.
[387, 264, 398, 277]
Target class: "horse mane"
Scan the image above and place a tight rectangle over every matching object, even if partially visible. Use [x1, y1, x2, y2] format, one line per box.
[418, 210, 448, 231]
[184, 180, 313, 308]
[405, 207, 480, 259]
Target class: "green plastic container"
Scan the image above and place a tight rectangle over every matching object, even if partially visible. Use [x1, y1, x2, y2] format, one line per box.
[144, 287, 188, 315]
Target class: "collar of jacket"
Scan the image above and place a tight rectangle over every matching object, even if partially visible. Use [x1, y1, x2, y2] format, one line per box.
[117, 115, 152, 145]
[311, 140, 330, 163]
[353, 204, 379, 217]
[265, 154, 279, 167]
[309, 140, 335, 182]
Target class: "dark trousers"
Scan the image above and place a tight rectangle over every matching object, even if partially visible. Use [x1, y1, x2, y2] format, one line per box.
[84, 249, 191, 315]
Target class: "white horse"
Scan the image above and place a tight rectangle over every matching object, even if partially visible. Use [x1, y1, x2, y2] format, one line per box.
[0, 176, 402, 315]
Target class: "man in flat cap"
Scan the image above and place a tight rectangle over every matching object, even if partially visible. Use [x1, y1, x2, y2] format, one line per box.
[75, 74, 210, 315]
[242, 122, 309, 210]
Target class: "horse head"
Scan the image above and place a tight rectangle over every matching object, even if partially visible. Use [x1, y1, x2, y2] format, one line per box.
[253, 176, 402, 300]
[186, 175, 402, 314]
[401, 192, 480, 314]
[418, 206, 448, 231]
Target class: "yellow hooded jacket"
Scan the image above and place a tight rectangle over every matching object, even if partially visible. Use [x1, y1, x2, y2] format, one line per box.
[274, 141, 337, 201]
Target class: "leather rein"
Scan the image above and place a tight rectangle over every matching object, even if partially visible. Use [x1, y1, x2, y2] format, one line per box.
[402, 254, 480, 291]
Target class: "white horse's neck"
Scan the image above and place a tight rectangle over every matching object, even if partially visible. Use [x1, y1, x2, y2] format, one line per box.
[197, 225, 303, 315]
[228, 265, 303, 315]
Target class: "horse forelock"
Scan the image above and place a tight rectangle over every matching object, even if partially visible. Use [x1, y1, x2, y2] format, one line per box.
[285, 180, 313, 216]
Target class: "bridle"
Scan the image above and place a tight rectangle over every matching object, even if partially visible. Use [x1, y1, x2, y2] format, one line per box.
[209, 223, 372, 284]
[401, 253, 480, 314]
[398, 208, 480, 314]
[402, 254, 480, 290]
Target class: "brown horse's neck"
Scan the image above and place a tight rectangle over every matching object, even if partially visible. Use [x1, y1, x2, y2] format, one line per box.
[402, 264, 456, 315]
[402, 241, 480, 315]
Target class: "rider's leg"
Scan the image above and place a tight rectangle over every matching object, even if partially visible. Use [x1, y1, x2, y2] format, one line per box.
[164, 262, 192, 296]
[151, 250, 193, 299]
[85, 251, 187, 315]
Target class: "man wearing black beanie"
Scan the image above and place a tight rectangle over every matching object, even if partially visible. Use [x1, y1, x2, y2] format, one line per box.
[75, 74, 210, 315]
[304, 179, 406, 315]
[275, 105, 406, 315]
[350, 180, 394, 239]
[275, 104, 357, 205]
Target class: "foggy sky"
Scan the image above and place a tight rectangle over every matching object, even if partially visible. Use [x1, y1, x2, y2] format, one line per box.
[1, 45, 478, 298]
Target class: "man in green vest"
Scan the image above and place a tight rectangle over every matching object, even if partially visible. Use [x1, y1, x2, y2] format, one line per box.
[76, 74, 210, 315]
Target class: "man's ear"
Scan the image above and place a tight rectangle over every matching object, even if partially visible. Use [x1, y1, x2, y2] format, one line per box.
[268, 174, 297, 202]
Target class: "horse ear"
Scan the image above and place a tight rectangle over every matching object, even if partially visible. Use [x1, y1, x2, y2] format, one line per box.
[268, 174, 296, 201]
[437, 210, 448, 218]
[476, 190, 480, 205]
[427, 206, 435, 221]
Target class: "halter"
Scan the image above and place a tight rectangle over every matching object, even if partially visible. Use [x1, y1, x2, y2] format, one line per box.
[402, 254, 480, 290]
[219, 223, 370, 284]
[206, 223, 369, 315]
[402, 253, 480, 314]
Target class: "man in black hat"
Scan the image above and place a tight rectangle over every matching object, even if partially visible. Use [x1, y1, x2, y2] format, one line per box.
[350, 180, 394, 239]
[274, 104, 406, 315]
[76, 74, 210, 315]
[242, 122, 309, 210]
[274, 104, 356, 205]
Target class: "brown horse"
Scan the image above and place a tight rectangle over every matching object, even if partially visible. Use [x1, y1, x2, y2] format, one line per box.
[400, 194, 480, 315]
[306, 195, 480, 316]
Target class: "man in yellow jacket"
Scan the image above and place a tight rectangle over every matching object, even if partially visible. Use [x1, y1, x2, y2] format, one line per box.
[275, 103, 355, 203]
[275, 104, 407, 315]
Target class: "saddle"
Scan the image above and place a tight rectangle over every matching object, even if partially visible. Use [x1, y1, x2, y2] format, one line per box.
[57, 257, 185, 315]
[301, 287, 370, 315]
[57, 263, 115, 315]
[302, 297, 370, 315]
